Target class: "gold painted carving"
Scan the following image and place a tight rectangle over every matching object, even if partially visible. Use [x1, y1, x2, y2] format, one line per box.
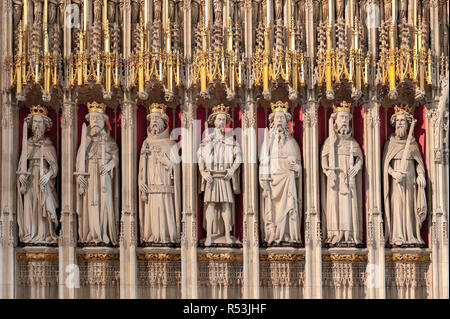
[322, 254, 368, 262]
[386, 254, 431, 263]
[260, 254, 305, 262]
[16, 253, 59, 261]
[77, 253, 120, 261]
[197, 253, 243, 262]
[137, 253, 181, 261]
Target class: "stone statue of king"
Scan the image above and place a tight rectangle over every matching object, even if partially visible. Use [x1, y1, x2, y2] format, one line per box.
[320, 102, 364, 247]
[17, 105, 59, 245]
[138, 103, 181, 245]
[259, 101, 303, 246]
[382, 105, 427, 247]
[198, 104, 242, 246]
[75, 102, 120, 246]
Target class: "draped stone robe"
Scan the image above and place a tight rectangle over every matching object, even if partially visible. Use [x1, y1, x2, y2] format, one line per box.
[76, 130, 120, 246]
[321, 134, 364, 245]
[17, 137, 59, 244]
[198, 130, 242, 236]
[259, 131, 303, 244]
[382, 134, 427, 246]
[138, 127, 181, 244]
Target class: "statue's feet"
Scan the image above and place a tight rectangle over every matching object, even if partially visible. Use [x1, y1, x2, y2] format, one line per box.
[225, 236, 233, 245]
[205, 237, 212, 247]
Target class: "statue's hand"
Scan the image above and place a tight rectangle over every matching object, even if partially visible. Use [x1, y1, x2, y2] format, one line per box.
[202, 172, 214, 184]
[39, 172, 51, 188]
[139, 181, 149, 194]
[348, 166, 359, 179]
[260, 181, 270, 191]
[391, 170, 405, 184]
[19, 174, 28, 185]
[224, 169, 234, 181]
[288, 161, 300, 172]
[18, 174, 29, 194]
[416, 173, 426, 188]
[100, 161, 114, 176]
[157, 154, 172, 170]
[326, 169, 337, 180]
[77, 176, 87, 194]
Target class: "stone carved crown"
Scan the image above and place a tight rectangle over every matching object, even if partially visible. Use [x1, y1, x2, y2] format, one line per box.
[211, 104, 230, 115]
[30, 105, 48, 116]
[87, 102, 106, 113]
[332, 101, 352, 113]
[148, 103, 167, 114]
[271, 101, 289, 113]
[394, 104, 414, 115]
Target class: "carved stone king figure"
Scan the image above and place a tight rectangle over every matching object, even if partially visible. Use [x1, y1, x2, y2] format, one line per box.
[138, 103, 181, 245]
[75, 102, 120, 246]
[382, 105, 427, 247]
[259, 101, 302, 245]
[17, 105, 59, 245]
[321, 102, 363, 247]
[198, 104, 242, 246]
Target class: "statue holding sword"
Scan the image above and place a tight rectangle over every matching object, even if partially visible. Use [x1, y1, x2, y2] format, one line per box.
[320, 102, 364, 247]
[75, 102, 120, 246]
[17, 105, 59, 245]
[382, 105, 427, 247]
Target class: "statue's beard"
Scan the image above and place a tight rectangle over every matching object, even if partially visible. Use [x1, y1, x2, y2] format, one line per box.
[215, 125, 225, 134]
[270, 124, 289, 143]
[396, 125, 407, 138]
[337, 125, 350, 136]
[150, 123, 164, 135]
[90, 125, 103, 136]
[32, 127, 44, 139]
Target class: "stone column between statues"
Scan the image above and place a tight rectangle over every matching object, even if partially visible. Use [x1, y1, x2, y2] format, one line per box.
[303, 98, 322, 299]
[241, 93, 260, 299]
[181, 93, 199, 299]
[119, 0, 137, 299]
[365, 98, 386, 299]
[58, 0, 77, 299]
[0, 0, 17, 299]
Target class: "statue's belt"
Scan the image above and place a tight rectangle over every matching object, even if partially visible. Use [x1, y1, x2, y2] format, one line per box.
[147, 185, 174, 193]
[210, 171, 228, 178]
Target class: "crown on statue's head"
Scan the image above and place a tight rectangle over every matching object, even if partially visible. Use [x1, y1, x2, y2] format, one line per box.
[270, 101, 289, 113]
[87, 101, 106, 114]
[148, 103, 167, 114]
[332, 101, 352, 113]
[211, 104, 230, 115]
[30, 105, 48, 116]
[394, 104, 414, 115]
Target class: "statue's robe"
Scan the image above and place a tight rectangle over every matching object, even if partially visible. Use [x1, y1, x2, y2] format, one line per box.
[17, 137, 58, 244]
[138, 127, 181, 244]
[382, 134, 426, 245]
[259, 131, 303, 244]
[76, 129, 120, 245]
[198, 130, 242, 236]
[320, 134, 364, 245]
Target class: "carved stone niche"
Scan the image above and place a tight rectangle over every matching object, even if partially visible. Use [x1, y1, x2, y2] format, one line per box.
[321, 248, 368, 299]
[197, 248, 243, 299]
[136, 247, 182, 299]
[385, 248, 432, 299]
[259, 248, 305, 299]
[76, 247, 120, 299]
[15, 247, 59, 299]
